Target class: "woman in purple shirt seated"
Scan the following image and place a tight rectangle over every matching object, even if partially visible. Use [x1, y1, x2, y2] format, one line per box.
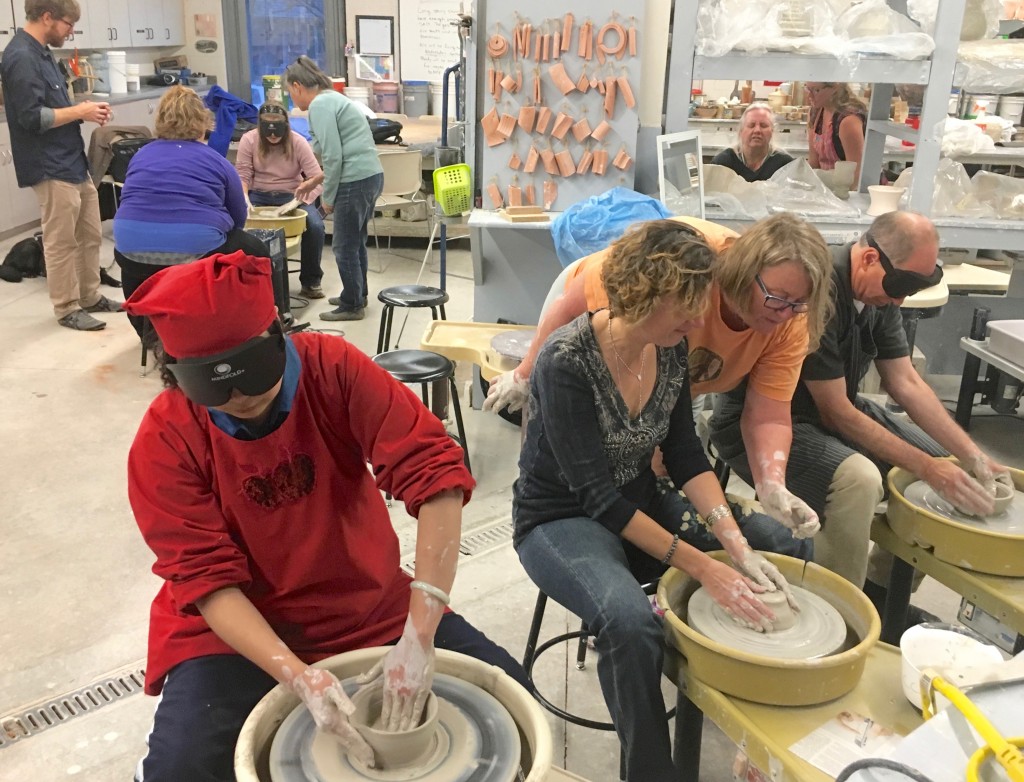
[235, 102, 326, 300]
[113, 86, 268, 336]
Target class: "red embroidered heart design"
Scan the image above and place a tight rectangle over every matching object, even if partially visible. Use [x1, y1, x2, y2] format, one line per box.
[242, 453, 316, 509]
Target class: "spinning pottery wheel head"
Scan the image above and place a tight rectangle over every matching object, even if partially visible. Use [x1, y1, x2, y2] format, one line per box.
[886, 465, 1024, 577]
[657, 552, 880, 706]
[236, 649, 561, 782]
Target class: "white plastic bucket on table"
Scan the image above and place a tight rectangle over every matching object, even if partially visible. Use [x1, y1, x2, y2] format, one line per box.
[346, 86, 370, 107]
[429, 82, 455, 122]
[107, 50, 127, 94]
[997, 95, 1024, 124]
[899, 624, 1003, 711]
[126, 63, 140, 93]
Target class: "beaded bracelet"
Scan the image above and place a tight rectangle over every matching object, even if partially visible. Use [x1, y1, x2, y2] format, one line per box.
[661, 532, 681, 565]
[410, 580, 451, 606]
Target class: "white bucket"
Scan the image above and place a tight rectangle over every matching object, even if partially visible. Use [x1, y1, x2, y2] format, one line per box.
[429, 82, 455, 122]
[125, 62, 140, 93]
[107, 50, 127, 94]
[346, 86, 370, 107]
[997, 94, 1024, 125]
[900, 624, 1003, 711]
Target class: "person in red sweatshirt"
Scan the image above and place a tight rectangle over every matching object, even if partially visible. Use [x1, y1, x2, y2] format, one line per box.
[124, 251, 527, 782]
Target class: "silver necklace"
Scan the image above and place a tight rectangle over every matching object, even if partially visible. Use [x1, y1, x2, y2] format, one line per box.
[607, 315, 646, 386]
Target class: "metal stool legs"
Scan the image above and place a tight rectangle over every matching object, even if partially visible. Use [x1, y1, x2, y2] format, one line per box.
[377, 303, 447, 354]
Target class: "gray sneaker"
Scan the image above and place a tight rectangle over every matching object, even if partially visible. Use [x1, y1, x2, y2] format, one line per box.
[319, 307, 365, 322]
[299, 286, 325, 299]
[328, 296, 370, 308]
[83, 295, 125, 313]
[58, 309, 106, 331]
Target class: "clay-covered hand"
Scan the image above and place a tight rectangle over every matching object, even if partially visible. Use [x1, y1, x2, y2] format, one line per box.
[730, 546, 799, 612]
[294, 179, 317, 200]
[963, 453, 1013, 498]
[698, 557, 773, 632]
[245, 197, 255, 214]
[756, 481, 821, 539]
[356, 617, 435, 732]
[482, 370, 529, 414]
[289, 666, 375, 767]
[922, 457, 994, 517]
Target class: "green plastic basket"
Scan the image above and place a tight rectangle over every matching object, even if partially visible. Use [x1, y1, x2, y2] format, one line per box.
[433, 163, 472, 216]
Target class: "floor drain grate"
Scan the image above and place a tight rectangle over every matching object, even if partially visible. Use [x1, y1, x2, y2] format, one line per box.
[401, 519, 514, 575]
[0, 663, 146, 750]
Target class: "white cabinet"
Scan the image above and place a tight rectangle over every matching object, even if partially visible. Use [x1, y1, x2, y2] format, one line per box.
[0, 0, 17, 53]
[0, 123, 41, 232]
[77, 0, 133, 48]
[160, 0, 185, 46]
[129, 0, 184, 47]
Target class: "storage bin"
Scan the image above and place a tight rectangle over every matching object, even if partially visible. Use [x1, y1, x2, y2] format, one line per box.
[988, 320, 1024, 367]
[433, 163, 472, 215]
[372, 82, 400, 113]
[402, 80, 429, 118]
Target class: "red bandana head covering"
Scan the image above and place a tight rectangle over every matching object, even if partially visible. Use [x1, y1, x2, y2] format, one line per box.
[124, 251, 277, 358]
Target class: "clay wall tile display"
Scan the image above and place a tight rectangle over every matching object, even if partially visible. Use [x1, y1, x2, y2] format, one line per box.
[480, 3, 643, 211]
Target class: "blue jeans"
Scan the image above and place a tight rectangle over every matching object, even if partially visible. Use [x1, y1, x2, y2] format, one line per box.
[331, 172, 384, 311]
[248, 190, 325, 290]
[136, 612, 528, 782]
[516, 489, 811, 782]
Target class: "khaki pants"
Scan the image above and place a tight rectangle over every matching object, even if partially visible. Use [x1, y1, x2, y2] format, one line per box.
[31, 179, 103, 319]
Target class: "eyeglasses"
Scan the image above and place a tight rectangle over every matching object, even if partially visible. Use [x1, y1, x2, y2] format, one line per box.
[755, 274, 810, 313]
[54, 16, 75, 29]
[865, 234, 943, 299]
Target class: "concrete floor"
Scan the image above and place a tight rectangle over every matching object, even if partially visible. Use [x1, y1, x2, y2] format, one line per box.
[1, 226, 1021, 782]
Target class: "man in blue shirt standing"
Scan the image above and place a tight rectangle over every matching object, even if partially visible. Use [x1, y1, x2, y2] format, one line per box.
[1, 0, 124, 331]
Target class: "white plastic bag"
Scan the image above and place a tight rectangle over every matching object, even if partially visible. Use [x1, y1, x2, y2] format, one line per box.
[938, 117, 996, 157]
[907, 0, 1000, 40]
[762, 158, 860, 216]
[931, 158, 997, 218]
[973, 172, 1024, 219]
[834, 0, 935, 60]
[956, 40, 1024, 93]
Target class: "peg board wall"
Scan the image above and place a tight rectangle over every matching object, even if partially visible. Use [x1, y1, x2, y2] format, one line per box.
[477, 2, 644, 212]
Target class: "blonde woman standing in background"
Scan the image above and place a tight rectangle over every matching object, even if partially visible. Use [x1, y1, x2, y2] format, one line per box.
[806, 82, 868, 184]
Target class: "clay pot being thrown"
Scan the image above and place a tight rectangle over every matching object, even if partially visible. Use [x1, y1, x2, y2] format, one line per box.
[759, 588, 797, 631]
[349, 687, 439, 770]
[866, 185, 906, 216]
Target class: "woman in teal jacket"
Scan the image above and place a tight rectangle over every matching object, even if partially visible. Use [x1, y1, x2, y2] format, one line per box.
[287, 56, 384, 321]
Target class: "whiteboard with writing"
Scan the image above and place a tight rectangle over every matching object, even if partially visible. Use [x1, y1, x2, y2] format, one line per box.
[398, 0, 463, 82]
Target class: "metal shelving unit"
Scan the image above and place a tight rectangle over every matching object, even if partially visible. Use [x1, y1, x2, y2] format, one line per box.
[664, 0, 1024, 249]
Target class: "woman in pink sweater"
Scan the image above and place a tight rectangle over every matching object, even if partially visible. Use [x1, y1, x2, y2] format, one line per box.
[235, 102, 327, 298]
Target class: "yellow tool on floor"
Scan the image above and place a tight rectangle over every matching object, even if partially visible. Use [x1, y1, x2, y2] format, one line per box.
[921, 670, 1024, 782]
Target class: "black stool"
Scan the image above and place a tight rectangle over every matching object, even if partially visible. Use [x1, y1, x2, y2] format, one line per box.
[376, 284, 449, 354]
[371, 349, 470, 473]
[522, 582, 675, 730]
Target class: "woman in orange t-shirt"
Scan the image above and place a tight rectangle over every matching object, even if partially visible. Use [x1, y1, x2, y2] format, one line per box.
[485, 213, 834, 539]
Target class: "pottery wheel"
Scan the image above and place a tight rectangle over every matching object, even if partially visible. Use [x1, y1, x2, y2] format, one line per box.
[903, 480, 1024, 534]
[269, 674, 522, 782]
[489, 330, 535, 362]
[687, 584, 847, 659]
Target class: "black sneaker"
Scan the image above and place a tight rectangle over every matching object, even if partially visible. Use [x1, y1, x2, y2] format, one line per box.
[58, 310, 106, 331]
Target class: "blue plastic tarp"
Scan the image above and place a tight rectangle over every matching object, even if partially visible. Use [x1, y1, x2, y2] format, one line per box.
[549, 187, 672, 268]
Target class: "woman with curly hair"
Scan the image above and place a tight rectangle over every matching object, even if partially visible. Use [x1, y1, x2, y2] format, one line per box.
[512, 220, 811, 782]
[806, 81, 868, 184]
[113, 85, 267, 336]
